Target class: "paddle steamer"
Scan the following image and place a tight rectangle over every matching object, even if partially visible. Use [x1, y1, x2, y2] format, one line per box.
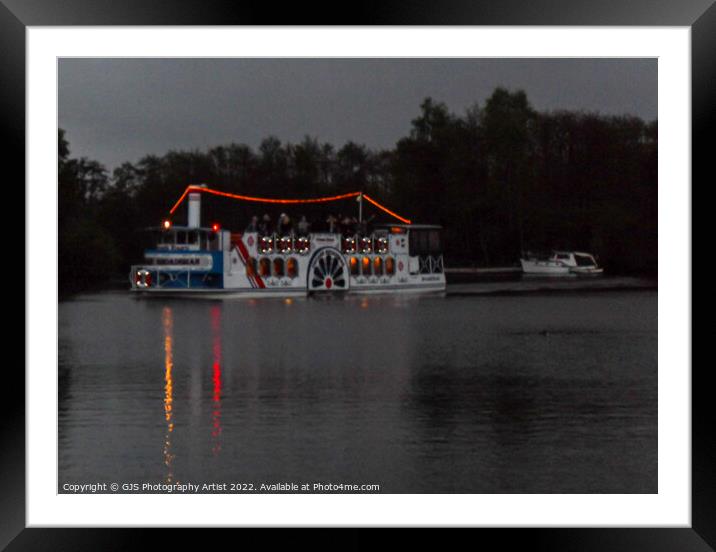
[130, 186, 446, 297]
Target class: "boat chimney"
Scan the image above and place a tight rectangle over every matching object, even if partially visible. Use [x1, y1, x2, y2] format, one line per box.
[188, 191, 201, 228]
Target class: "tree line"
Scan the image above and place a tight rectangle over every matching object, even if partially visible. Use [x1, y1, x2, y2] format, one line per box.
[59, 87, 657, 292]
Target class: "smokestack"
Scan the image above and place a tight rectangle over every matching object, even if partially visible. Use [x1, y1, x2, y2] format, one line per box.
[188, 192, 201, 228]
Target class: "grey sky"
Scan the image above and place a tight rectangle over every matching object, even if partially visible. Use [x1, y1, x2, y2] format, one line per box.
[59, 58, 657, 171]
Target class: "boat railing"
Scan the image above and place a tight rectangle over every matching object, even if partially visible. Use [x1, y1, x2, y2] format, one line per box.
[419, 255, 444, 274]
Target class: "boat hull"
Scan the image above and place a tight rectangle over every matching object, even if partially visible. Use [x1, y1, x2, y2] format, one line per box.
[570, 266, 604, 276]
[130, 283, 446, 299]
[130, 230, 447, 297]
[520, 259, 572, 276]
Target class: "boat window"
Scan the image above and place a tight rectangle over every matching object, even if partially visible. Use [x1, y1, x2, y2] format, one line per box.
[259, 257, 271, 277]
[428, 231, 441, 253]
[184, 231, 198, 245]
[409, 230, 423, 256]
[287, 257, 298, 278]
[375, 237, 389, 254]
[359, 237, 373, 253]
[373, 257, 383, 275]
[575, 254, 596, 266]
[177, 231, 187, 244]
[246, 257, 257, 276]
[278, 237, 292, 253]
[259, 236, 274, 254]
[294, 236, 310, 254]
[208, 232, 220, 251]
[385, 256, 395, 275]
[361, 256, 372, 276]
[350, 256, 359, 276]
[273, 258, 285, 277]
[556, 253, 570, 260]
[409, 229, 442, 256]
[342, 236, 357, 254]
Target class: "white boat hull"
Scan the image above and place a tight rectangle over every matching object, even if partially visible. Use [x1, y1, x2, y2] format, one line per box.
[520, 259, 572, 276]
[570, 266, 604, 275]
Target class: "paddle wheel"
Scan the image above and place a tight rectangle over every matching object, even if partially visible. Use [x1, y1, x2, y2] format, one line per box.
[308, 249, 348, 291]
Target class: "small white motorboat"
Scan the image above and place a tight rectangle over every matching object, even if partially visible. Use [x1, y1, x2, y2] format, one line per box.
[521, 251, 603, 276]
[520, 254, 572, 276]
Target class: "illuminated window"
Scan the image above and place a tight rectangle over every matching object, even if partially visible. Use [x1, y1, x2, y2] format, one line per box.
[287, 257, 298, 279]
[295, 236, 310, 254]
[278, 237, 292, 253]
[385, 256, 395, 275]
[361, 256, 372, 276]
[342, 236, 357, 254]
[259, 236, 274, 254]
[350, 256, 359, 276]
[246, 257, 257, 277]
[373, 256, 383, 275]
[259, 257, 271, 277]
[273, 257, 285, 277]
[375, 236, 389, 254]
[359, 237, 372, 253]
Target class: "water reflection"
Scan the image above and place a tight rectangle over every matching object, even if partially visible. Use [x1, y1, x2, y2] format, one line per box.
[210, 305, 223, 456]
[58, 291, 657, 493]
[162, 306, 175, 483]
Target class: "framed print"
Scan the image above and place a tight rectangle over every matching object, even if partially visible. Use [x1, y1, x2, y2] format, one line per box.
[5, 0, 708, 548]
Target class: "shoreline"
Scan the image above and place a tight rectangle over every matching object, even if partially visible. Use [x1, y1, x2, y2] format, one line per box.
[61, 275, 656, 301]
[445, 276, 656, 297]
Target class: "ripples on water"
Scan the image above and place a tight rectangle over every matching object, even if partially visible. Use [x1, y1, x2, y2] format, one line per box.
[58, 291, 657, 493]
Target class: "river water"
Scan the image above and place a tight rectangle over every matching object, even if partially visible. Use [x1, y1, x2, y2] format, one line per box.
[58, 289, 657, 493]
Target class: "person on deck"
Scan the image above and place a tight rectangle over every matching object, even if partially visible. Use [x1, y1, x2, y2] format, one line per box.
[297, 215, 310, 236]
[259, 214, 272, 235]
[326, 214, 338, 233]
[245, 215, 259, 233]
[277, 213, 293, 236]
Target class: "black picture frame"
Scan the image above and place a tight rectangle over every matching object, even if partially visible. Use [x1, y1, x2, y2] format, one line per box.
[6, 0, 706, 549]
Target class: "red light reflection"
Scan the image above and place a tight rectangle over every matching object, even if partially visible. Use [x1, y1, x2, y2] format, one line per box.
[210, 305, 222, 456]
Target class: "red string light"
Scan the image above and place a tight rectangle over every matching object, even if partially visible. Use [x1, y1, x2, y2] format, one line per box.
[168, 185, 412, 224]
[362, 194, 412, 225]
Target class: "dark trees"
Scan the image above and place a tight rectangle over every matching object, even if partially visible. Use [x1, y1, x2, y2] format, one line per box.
[58, 87, 658, 293]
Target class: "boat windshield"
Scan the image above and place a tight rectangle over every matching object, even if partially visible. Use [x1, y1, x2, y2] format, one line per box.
[555, 253, 571, 261]
[575, 254, 597, 267]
